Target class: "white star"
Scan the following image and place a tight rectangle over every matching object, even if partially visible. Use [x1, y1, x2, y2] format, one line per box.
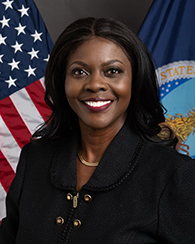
[18, 5, 29, 17]
[0, 34, 7, 45]
[44, 54, 50, 62]
[11, 41, 23, 53]
[15, 23, 26, 36]
[31, 30, 42, 42]
[2, 0, 13, 10]
[0, 16, 10, 28]
[5, 76, 17, 88]
[28, 48, 39, 60]
[8, 58, 20, 71]
[24, 65, 36, 77]
[0, 54, 4, 63]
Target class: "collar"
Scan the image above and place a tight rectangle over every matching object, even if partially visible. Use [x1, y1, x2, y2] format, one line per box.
[50, 123, 144, 192]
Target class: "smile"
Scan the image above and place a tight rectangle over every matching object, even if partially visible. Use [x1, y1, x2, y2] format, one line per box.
[83, 100, 113, 112]
[84, 100, 111, 107]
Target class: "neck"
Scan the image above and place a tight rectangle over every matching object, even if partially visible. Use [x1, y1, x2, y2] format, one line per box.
[78, 121, 125, 163]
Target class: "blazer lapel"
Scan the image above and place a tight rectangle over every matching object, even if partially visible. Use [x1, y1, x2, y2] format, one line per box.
[50, 123, 144, 192]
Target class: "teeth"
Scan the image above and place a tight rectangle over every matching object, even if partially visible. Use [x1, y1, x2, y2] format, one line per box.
[85, 100, 111, 107]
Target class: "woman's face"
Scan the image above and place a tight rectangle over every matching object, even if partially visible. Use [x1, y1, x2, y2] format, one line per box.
[65, 37, 132, 131]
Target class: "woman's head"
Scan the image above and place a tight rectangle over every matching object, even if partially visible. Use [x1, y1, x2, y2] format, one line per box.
[65, 37, 133, 132]
[34, 17, 167, 141]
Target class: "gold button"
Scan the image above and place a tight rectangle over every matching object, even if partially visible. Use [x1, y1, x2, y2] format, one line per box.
[67, 193, 73, 201]
[84, 194, 92, 203]
[74, 219, 81, 228]
[56, 217, 64, 226]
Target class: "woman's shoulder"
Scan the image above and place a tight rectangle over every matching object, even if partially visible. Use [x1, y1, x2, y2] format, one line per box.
[25, 136, 67, 154]
[16, 137, 66, 173]
[143, 138, 194, 170]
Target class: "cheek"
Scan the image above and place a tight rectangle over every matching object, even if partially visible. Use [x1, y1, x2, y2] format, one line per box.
[65, 81, 77, 111]
[115, 79, 132, 100]
[65, 79, 77, 100]
[117, 80, 132, 112]
[65, 79, 83, 115]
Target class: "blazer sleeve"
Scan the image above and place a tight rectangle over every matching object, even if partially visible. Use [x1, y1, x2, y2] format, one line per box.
[0, 143, 30, 244]
[158, 157, 195, 243]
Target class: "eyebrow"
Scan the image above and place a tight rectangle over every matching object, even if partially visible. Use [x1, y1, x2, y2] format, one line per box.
[69, 61, 89, 68]
[69, 59, 124, 68]
[102, 60, 124, 66]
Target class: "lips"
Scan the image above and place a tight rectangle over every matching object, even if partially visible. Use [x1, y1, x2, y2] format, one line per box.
[82, 99, 113, 112]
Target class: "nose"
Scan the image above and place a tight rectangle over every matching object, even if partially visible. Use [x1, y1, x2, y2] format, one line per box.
[84, 72, 108, 92]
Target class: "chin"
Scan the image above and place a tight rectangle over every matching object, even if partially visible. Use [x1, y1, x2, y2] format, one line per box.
[79, 114, 127, 132]
[87, 123, 110, 130]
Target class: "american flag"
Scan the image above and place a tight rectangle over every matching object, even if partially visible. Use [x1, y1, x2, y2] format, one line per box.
[0, 0, 53, 222]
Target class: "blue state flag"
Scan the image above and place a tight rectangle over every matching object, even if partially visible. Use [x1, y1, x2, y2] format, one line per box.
[138, 0, 195, 158]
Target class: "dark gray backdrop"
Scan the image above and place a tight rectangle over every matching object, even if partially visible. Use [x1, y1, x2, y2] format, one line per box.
[33, 0, 154, 42]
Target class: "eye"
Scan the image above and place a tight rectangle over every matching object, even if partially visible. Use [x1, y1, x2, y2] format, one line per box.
[105, 68, 122, 76]
[71, 68, 88, 77]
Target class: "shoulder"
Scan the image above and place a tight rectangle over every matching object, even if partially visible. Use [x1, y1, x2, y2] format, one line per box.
[25, 136, 66, 159]
[144, 140, 195, 211]
[13, 137, 66, 180]
[156, 146, 195, 241]
[135, 139, 195, 190]
[143, 139, 193, 166]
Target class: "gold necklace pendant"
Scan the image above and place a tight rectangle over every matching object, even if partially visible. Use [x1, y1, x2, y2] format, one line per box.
[77, 150, 99, 167]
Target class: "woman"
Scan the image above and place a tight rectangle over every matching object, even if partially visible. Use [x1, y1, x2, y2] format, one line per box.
[0, 17, 195, 244]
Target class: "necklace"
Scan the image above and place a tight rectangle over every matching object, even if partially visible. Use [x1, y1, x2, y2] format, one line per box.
[77, 150, 99, 167]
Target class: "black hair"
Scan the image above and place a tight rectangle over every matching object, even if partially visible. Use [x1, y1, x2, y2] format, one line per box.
[32, 17, 177, 146]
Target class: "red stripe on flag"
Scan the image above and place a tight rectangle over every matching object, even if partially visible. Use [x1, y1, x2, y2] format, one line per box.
[0, 151, 15, 193]
[0, 97, 32, 148]
[25, 80, 51, 122]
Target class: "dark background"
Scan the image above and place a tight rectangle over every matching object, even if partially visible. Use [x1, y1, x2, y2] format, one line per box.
[33, 0, 154, 42]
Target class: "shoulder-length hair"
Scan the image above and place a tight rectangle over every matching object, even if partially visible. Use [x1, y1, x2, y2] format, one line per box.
[32, 17, 177, 146]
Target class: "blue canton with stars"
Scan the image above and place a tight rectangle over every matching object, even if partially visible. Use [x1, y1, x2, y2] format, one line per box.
[0, 0, 53, 100]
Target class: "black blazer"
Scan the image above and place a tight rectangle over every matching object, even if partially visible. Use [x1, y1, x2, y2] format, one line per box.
[0, 123, 195, 244]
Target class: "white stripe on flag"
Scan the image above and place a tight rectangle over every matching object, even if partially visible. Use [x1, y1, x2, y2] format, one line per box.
[0, 116, 21, 172]
[39, 76, 45, 90]
[39, 77, 45, 89]
[10, 88, 45, 135]
[0, 182, 7, 221]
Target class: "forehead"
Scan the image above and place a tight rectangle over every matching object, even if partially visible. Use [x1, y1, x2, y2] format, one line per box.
[67, 37, 131, 65]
